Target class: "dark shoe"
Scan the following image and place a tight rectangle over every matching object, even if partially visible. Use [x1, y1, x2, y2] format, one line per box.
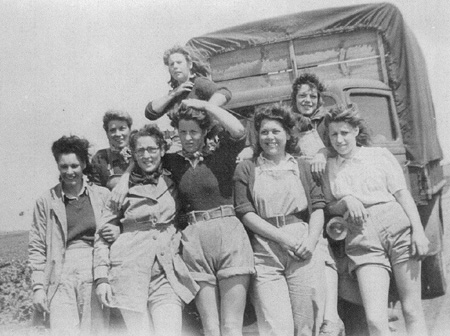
[319, 319, 345, 336]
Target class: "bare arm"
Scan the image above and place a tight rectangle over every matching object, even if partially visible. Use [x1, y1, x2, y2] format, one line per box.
[182, 99, 245, 139]
[295, 209, 324, 260]
[394, 189, 429, 258]
[150, 81, 195, 115]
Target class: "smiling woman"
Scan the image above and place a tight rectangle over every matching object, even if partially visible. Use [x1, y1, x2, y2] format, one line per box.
[28, 135, 110, 335]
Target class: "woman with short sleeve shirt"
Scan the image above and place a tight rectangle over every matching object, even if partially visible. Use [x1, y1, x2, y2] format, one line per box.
[323, 104, 429, 336]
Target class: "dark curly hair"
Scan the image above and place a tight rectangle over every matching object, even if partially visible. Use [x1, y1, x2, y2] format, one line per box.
[291, 73, 325, 114]
[163, 45, 211, 89]
[170, 106, 212, 131]
[51, 135, 93, 176]
[324, 104, 371, 148]
[129, 124, 168, 153]
[102, 110, 133, 132]
[254, 103, 299, 156]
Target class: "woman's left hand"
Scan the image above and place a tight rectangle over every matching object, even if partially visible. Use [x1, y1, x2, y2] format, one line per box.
[411, 231, 430, 259]
[294, 236, 318, 260]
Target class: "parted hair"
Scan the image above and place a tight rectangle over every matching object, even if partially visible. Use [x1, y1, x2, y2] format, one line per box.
[129, 125, 168, 152]
[170, 106, 212, 131]
[291, 73, 325, 114]
[102, 110, 133, 132]
[254, 103, 299, 156]
[51, 135, 93, 175]
[324, 103, 371, 147]
[163, 45, 211, 89]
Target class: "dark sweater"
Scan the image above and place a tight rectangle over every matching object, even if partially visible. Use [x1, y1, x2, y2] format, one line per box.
[145, 76, 232, 121]
[164, 132, 245, 213]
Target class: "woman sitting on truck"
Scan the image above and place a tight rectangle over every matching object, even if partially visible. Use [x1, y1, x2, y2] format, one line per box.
[323, 104, 429, 336]
[234, 104, 326, 336]
[291, 73, 344, 336]
[144, 45, 231, 122]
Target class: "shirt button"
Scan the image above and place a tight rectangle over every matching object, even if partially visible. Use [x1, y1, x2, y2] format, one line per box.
[153, 236, 157, 240]
[160, 252, 165, 256]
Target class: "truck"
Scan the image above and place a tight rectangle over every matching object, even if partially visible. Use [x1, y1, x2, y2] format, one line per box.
[186, 0, 446, 319]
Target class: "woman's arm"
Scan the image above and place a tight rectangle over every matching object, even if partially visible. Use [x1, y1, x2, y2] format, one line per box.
[294, 209, 324, 260]
[28, 197, 50, 314]
[241, 212, 300, 257]
[182, 99, 245, 139]
[394, 189, 429, 258]
[149, 81, 195, 118]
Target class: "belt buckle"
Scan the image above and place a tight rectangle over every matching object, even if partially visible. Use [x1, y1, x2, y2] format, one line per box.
[188, 212, 196, 225]
[202, 212, 210, 221]
[275, 215, 286, 228]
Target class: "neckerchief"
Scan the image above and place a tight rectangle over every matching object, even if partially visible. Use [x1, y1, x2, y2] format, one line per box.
[129, 165, 163, 187]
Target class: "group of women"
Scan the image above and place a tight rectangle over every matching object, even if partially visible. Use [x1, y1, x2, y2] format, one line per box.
[29, 45, 430, 336]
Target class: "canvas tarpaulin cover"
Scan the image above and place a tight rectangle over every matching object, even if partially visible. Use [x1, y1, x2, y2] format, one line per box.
[187, 2, 442, 166]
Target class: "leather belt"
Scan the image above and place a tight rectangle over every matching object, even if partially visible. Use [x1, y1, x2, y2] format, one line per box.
[264, 212, 306, 228]
[187, 205, 235, 225]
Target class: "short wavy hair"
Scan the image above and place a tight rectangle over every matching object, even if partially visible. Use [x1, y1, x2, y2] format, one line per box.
[324, 103, 371, 148]
[254, 103, 299, 156]
[163, 45, 211, 89]
[291, 73, 325, 114]
[102, 110, 133, 132]
[51, 135, 93, 175]
[129, 124, 168, 153]
[170, 106, 212, 131]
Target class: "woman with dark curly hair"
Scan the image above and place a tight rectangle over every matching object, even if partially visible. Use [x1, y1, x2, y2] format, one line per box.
[234, 104, 326, 336]
[111, 98, 254, 335]
[323, 104, 429, 336]
[145, 45, 231, 122]
[94, 125, 198, 336]
[28, 135, 109, 335]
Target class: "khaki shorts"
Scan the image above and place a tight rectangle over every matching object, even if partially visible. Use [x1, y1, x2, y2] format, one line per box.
[346, 201, 411, 274]
[181, 216, 255, 285]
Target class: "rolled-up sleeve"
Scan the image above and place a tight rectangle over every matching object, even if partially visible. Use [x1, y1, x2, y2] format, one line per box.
[93, 200, 122, 280]
[233, 161, 256, 218]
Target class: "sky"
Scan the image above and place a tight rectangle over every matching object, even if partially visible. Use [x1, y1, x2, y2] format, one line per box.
[1, 0, 449, 232]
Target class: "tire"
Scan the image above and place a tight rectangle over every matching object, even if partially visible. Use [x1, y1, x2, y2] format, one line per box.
[421, 251, 447, 299]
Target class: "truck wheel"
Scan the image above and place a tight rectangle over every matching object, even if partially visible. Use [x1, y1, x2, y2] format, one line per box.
[422, 251, 447, 299]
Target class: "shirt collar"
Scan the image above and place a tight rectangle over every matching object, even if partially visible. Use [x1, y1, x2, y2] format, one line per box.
[336, 147, 364, 167]
[62, 177, 89, 201]
[257, 153, 298, 169]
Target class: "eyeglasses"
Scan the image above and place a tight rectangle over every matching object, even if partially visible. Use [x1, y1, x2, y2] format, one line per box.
[135, 147, 160, 156]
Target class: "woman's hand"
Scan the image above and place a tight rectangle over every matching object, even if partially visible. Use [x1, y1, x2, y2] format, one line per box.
[33, 288, 49, 314]
[411, 230, 430, 259]
[96, 283, 113, 307]
[342, 195, 368, 225]
[294, 235, 318, 260]
[100, 224, 120, 243]
[109, 167, 133, 212]
[310, 151, 327, 183]
[171, 81, 194, 97]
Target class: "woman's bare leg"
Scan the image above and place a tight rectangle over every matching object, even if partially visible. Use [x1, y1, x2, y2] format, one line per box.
[195, 282, 221, 336]
[219, 275, 250, 336]
[355, 265, 391, 336]
[392, 259, 428, 336]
